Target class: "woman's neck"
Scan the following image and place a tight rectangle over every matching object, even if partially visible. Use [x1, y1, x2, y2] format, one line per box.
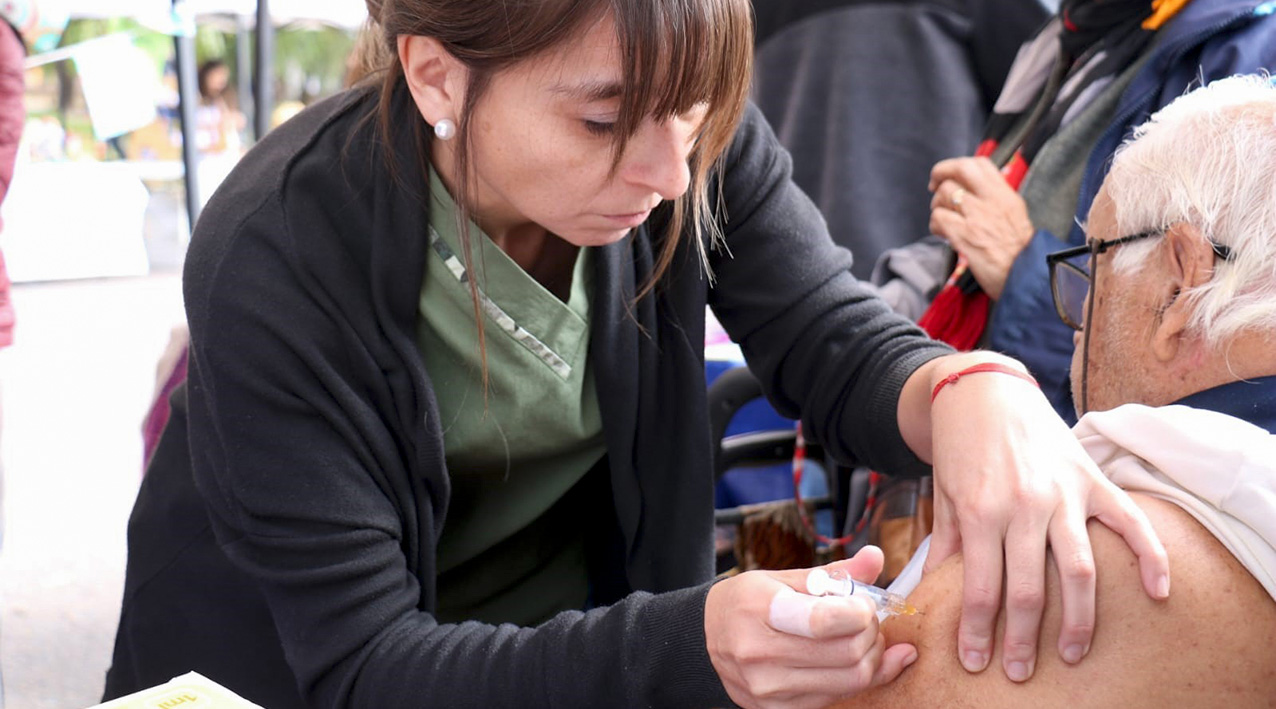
[485, 223, 543, 267]
[509, 232, 579, 301]
[432, 151, 577, 299]
[474, 200, 578, 302]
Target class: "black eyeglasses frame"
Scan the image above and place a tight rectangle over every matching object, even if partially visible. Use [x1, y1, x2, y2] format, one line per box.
[1046, 230, 1233, 332]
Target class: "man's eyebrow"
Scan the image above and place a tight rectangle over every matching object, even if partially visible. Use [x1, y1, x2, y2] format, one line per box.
[550, 80, 623, 102]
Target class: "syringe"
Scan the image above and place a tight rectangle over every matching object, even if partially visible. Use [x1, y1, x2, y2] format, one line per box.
[806, 568, 921, 617]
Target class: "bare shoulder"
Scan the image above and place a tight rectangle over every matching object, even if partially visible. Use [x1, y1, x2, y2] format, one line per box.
[834, 495, 1276, 708]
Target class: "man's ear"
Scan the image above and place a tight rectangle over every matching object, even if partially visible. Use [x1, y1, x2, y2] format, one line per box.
[398, 35, 465, 126]
[1152, 222, 1214, 362]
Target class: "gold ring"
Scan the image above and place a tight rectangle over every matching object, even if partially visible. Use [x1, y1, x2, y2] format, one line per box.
[951, 187, 967, 209]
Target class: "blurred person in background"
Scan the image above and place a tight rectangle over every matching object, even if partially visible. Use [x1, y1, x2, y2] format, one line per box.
[0, 0, 29, 543]
[0, 2, 27, 703]
[0, 1, 26, 354]
[750, 0, 1051, 292]
[194, 58, 246, 207]
[195, 58, 244, 157]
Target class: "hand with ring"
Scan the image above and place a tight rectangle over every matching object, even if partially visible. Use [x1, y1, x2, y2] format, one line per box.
[927, 157, 1035, 300]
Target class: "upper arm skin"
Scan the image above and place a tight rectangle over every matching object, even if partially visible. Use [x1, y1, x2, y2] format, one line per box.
[834, 495, 1276, 708]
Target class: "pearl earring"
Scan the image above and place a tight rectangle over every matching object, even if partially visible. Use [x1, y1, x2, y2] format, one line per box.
[434, 118, 457, 141]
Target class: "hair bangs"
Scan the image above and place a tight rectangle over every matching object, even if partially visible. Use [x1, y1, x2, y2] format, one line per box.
[609, 0, 753, 162]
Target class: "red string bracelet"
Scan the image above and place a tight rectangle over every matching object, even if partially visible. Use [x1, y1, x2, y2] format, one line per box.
[930, 362, 1039, 403]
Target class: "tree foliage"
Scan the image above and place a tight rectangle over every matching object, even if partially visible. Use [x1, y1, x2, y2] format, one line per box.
[53, 17, 356, 102]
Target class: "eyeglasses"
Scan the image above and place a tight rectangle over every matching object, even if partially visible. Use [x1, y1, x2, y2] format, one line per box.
[1047, 228, 1233, 416]
[1046, 230, 1233, 331]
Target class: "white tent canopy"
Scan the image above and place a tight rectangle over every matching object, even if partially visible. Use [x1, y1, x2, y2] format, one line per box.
[32, 0, 370, 260]
[58, 0, 368, 29]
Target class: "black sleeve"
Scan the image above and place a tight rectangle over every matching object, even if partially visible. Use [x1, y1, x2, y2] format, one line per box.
[707, 103, 953, 477]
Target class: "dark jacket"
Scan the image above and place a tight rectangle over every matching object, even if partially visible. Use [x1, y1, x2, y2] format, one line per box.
[104, 87, 950, 708]
[1176, 376, 1276, 435]
[988, 0, 1276, 419]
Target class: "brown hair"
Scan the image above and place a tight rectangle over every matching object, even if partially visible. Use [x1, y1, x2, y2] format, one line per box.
[344, 20, 394, 89]
[363, 0, 753, 376]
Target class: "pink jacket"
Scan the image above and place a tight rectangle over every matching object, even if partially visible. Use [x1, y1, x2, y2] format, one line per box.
[0, 22, 23, 347]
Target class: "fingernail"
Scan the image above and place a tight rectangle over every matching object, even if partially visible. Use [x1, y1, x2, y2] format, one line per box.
[1063, 644, 1086, 664]
[1006, 660, 1033, 682]
[904, 648, 919, 667]
[961, 650, 988, 672]
[1156, 574, 1170, 599]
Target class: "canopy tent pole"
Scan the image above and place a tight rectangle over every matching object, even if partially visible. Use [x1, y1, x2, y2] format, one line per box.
[253, 0, 273, 141]
[174, 1, 201, 230]
[236, 12, 254, 138]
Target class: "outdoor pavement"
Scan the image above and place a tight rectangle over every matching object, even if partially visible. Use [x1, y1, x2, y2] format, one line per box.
[0, 270, 186, 709]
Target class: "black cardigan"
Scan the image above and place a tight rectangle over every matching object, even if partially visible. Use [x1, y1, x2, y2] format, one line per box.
[105, 87, 950, 708]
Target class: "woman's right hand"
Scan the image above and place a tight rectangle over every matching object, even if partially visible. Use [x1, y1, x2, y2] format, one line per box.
[704, 547, 918, 709]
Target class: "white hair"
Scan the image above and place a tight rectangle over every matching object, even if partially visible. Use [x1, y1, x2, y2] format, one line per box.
[1105, 74, 1276, 345]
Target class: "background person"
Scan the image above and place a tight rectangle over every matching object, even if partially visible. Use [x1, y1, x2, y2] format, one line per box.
[192, 58, 248, 208]
[194, 58, 244, 157]
[104, 1, 1169, 707]
[0, 1, 26, 352]
[0, 3, 31, 703]
[750, 0, 1050, 287]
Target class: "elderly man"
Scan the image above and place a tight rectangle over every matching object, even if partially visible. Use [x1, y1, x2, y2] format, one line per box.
[831, 75, 1276, 706]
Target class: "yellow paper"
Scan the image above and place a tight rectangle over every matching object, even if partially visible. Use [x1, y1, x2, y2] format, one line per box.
[88, 672, 263, 709]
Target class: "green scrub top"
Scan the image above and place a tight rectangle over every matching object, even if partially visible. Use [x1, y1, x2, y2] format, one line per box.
[419, 168, 607, 626]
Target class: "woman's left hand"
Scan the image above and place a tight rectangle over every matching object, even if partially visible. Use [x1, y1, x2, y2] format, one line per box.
[901, 353, 1171, 684]
[927, 157, 1034, 299]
